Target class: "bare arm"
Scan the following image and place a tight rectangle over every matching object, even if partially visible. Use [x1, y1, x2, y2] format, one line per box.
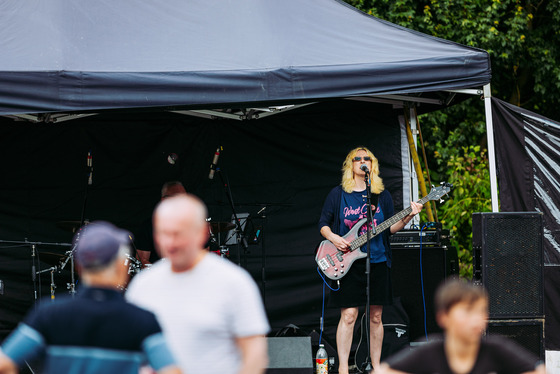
[522, 363, 547, 374]
[0, 353, 17, 374]
[136, 249, 152, 267]
[157, 366, 182, 374]
[320, 226, 350, 251]
[390, 201, 423, 234]
[377, 363, 408, 374]
[236, 335, 268, 374]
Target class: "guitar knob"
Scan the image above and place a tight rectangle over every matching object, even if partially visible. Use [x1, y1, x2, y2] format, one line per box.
[334, 268, 338, 272]
[341, 264, 344, 268]
[340, 270, 344, 274]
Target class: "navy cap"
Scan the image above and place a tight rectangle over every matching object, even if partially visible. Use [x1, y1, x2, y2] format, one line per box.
[74, 221, 132, 269]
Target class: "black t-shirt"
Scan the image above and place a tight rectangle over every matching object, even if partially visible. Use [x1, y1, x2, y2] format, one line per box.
[134, 218, 160, 263]
[385, 334, 541, 374]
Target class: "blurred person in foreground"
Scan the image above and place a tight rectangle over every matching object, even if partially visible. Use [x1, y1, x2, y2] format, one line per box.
[126, 194, 270, 374]
[0, 222, 180, 374]
[379, 277, 546, 374]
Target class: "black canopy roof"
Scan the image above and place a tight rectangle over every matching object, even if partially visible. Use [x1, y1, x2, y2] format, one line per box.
[0, 0, 491, 115]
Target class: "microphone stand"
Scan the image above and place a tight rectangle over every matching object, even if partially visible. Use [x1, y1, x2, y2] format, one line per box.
[361, 169, 375, 374]
[216, 168, 249, 266]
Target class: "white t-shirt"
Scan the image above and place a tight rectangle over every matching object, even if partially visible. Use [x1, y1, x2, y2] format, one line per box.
[125, 253, 270, 374]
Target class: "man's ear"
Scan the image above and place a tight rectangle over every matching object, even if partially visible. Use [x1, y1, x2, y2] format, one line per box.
[436, 311, 447, 330]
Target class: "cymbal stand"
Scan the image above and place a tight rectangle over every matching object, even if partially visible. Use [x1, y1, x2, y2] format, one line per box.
[216, 167, 249, 266]
[59, 235, 79, 297]
[31, 244, 38, 302]
[0, 239, 72, 304]
[36, 266, 57, 301]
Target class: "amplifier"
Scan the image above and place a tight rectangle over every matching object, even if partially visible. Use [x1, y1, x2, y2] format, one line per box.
[390, 228, 448, 248]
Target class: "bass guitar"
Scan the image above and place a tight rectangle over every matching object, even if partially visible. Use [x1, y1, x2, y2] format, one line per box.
[316, 183, 452, 280]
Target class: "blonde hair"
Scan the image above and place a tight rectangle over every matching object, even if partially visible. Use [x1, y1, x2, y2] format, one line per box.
[341, 146, 385, 194]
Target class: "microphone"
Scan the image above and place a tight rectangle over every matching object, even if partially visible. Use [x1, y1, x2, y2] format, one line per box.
[208, 147, 221, 180]
[87, 151, 93, 185]
[360, 164, 369, 173]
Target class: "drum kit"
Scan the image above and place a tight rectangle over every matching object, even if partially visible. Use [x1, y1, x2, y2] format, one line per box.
[19, 216, 242, 299]
[206, 217, 236, 258]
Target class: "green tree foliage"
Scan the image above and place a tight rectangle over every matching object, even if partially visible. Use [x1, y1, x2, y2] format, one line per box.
[345, 0, 560, 120]
[343, 0, 559, 276]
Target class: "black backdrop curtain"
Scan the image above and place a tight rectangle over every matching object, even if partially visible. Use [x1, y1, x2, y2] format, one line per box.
[0, 100, 407, 346]
[492, 97, 560, 349]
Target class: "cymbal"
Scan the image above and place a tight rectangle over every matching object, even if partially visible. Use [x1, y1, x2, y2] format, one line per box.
[209, 221, 235, 233]
[56, 220, 83, 232]
[40, 252, 66, 266]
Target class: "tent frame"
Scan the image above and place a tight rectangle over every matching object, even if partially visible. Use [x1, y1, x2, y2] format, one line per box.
[2, 85, 500, 212]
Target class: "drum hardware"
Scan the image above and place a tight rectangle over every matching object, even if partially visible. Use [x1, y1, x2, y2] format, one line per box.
[209, 221, 235, 233]
[56, 220, 88, 233]
[124, 254, 143, 274]
[36, 266, 58, 301]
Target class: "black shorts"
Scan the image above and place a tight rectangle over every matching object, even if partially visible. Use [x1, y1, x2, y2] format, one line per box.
[328, 260, 393, 308]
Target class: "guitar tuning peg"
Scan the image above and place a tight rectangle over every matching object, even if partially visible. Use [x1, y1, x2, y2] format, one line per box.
[440, 198, 445, 203]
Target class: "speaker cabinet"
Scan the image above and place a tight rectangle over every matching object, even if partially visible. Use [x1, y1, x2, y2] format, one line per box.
[266, 337, 313, 373]
[486, 319, 545, 360]
[391, 245, 458, 342]
[472, 212, 544, 318]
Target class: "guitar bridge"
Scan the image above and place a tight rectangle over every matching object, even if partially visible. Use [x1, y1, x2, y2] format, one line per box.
[318, 258, 330, 271]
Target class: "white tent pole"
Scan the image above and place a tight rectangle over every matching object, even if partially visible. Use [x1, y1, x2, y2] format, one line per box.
[483, 83, 499, 212]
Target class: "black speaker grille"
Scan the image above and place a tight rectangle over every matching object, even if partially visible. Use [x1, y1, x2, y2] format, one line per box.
[481, 213, 543, 318]
[486, 319, 544, 360]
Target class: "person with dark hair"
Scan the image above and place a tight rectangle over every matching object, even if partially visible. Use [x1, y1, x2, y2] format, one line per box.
[135, 181, 187, 267]
[0, 222, 181, 374]
[318, 146, 423, 373]
[379, 278, 546, 374]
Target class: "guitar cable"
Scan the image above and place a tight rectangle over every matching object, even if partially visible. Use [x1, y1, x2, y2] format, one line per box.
[316, 267, 340, 345]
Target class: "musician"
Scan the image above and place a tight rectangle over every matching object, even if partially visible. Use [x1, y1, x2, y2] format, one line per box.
[318, 146, 423, 374]
[135, 181, 187, 266]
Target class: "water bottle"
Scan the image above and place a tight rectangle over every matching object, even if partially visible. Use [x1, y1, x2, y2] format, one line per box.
[315, 344, 328, 374]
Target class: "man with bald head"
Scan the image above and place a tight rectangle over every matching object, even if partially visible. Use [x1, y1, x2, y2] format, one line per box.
[126, 194, 270, 374]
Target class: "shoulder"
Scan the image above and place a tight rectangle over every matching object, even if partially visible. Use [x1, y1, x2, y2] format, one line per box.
[203, 254, 253, 281]
[126, 260, 170, 298]
[326, 185, 342, 198]
[379, 189, 392, 201]
[385, 338, 445, 369]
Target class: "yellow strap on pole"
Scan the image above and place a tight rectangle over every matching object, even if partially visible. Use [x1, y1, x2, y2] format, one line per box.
[403, 107, 434, 222]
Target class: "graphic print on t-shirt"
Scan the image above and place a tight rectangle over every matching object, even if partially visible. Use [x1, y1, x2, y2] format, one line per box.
[340, 190, 386, 263]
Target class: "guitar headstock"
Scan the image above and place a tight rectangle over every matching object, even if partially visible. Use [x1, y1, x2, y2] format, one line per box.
[426, 182, 453, 202]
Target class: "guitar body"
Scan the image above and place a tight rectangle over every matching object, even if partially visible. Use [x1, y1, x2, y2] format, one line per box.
[316, 218, 369, 280]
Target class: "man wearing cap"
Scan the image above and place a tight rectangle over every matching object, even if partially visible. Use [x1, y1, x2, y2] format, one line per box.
[0, 221, 181, 374]
[126, 194, 270, 374]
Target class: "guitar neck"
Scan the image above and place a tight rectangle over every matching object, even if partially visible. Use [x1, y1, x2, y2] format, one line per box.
[351, 194, 432, 249]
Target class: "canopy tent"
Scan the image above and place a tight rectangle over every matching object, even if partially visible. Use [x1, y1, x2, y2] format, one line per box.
[0, 0, 490, 117]
[1, 0, 500, 364]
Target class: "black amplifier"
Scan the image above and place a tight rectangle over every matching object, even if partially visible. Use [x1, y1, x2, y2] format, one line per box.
[390, 227, 448, 248]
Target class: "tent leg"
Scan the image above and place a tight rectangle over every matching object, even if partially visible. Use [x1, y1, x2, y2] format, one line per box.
[483, 83, 499, 212]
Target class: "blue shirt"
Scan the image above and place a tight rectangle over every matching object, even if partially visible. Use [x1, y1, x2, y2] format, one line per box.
[319, 186, 395, 267]
[339, 189, 387, 263]
[1, 286, 176, 374]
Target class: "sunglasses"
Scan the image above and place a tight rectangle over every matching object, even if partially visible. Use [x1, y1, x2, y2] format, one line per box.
[352, 156, 371, 162]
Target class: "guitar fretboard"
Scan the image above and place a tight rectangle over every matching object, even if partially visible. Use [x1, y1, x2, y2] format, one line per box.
[349, 193, 434, 251]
